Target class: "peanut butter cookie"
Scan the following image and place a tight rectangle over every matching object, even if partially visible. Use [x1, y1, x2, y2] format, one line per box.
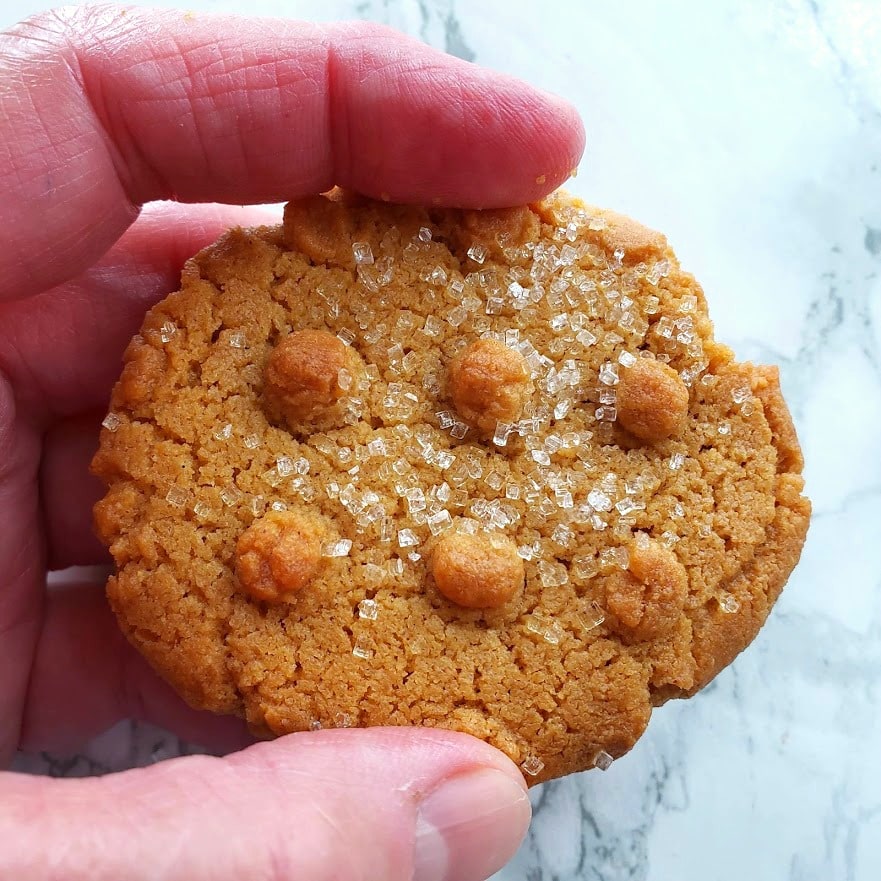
[92, 190, 810, 783]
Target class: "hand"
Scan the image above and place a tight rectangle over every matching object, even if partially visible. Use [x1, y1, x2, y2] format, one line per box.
[0, 6, 584, 879]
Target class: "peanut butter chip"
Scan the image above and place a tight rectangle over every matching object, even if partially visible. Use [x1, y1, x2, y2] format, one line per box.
[235, 510, 325, 603]
[605, 539, 687, 642]
[264, 329, 359, 429]
[616, 358, 689, 443]
[431, 532, 524, 609]
[448, 339, 529, 433]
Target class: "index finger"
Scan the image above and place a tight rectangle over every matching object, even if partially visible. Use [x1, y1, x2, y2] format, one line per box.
[0, 4, 585, 301]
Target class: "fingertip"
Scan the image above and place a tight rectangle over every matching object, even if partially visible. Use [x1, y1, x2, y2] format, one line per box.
[325, 23, 585, 209]
[414, 767, 531, 881]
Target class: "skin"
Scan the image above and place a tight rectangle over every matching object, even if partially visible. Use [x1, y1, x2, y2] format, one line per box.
[0, 5, 584, 879]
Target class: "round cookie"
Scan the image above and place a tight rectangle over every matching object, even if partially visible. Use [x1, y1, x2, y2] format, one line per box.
[92, 190, 810, 783]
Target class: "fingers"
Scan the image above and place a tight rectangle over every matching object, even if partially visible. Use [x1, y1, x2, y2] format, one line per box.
[0, 5, 584, 300]
[19, 583, 253, 755]
[2, 728, 530, 881]
[0, 375, 44, 764]
[41, 413, 110, 569]
[0, 202, 277, 419]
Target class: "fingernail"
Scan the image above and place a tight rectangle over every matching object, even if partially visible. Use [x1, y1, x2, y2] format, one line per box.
[414, 768, 531, 881]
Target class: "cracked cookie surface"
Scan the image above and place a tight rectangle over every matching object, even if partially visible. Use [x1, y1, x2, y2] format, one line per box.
[92, 190, 810, 783]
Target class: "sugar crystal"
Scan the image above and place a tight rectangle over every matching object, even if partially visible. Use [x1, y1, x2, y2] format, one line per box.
[352, 242, 374, 265]
[720, 593, 740, 613]
[434, 451, 455, 470]
[599, 361, 619, 386]
[309, 720, 322, 731]
[352, 637, 373, 660]
[323, 538, 353, 557]
[542, 619, 565, 644]
[214, 423, 233, 441]
[531, 450, 551, 466]
[229, 330, 247, 348]
[427, 509, 453, 535]
[660, 531, 680, 547]
[594, 750, 613, 771]
[243, 434, 261, 450]
[679, 293, 698, 313]
[552, 524, 574, 546]
[573, 555, 598, 579]
[462, 295, 482, 312]
[398, 528, 419, 548]
[493, 421, 512, 446]
[450, 422, 468, 440]
[418, 226, 433, 242]
[270, 500, 287, 512]
[367, 438, 387, 458]
[517, 544, 535, 561]
[718, 423, 731, 435]
[618, 351, 637, 368]
[193, 501, 211, 518]
[668, 452, 686, 471]
[576, 328, 598, 347]
[538, 561, 568, 587]
[405, 488, 426, 513]
[102, 413, 121, 432]
[337, 368, 353, 391]
[379, 518, 394, 543]
[595, 405, 617, 422]
[556, 490, 574, 509]
[587, 489, 613, 512]
[600, 546, 629, 570]
[446, 306, 468, 327]
[276, 456, 295, 477]
[159, 321, 177, 343]
[732, 385, 751, 404]
[580, 600, 606, 630]
[485, 471, 504, 492]
[521, 756, 544, 777]
[467, 243, 488, 264]
[165, 486, 187, 507]
[554, 400, 572, 421]
[220, 485, 243, 507]
[337, 328, 356, 346]
[422, 315, 443, 337]
[615, 497, 643, 516]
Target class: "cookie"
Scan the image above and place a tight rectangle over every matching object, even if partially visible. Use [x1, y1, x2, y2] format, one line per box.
[92, 190, 810, 783]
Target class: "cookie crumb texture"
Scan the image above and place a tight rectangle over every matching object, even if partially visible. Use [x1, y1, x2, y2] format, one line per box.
[92, 191, 810, 783]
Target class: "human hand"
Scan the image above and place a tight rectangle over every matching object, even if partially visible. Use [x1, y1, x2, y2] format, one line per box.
[0, 5, 584, 878]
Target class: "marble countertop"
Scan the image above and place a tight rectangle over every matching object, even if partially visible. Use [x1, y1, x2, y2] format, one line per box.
[6, 0, 880, 878]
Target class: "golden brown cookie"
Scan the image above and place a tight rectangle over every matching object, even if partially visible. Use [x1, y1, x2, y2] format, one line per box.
[92, 190, 810, 783]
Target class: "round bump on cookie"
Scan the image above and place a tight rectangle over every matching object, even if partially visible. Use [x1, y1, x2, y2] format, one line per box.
[448, 338, 529, 434]
[431, 531, 524, 609]
[264, 329, 362, 429]
[603, 536, 688, 642]
[616, 358, 689, 443]
[235, 509, 326, 603]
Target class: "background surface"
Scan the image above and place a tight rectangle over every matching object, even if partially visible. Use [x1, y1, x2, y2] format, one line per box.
[4, 1, 880, 879]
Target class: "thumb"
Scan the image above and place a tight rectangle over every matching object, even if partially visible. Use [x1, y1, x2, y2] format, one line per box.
[1, 728, 531, 881]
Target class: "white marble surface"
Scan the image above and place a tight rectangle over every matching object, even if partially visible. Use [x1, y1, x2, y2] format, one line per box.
[6, 0, 881, 878]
